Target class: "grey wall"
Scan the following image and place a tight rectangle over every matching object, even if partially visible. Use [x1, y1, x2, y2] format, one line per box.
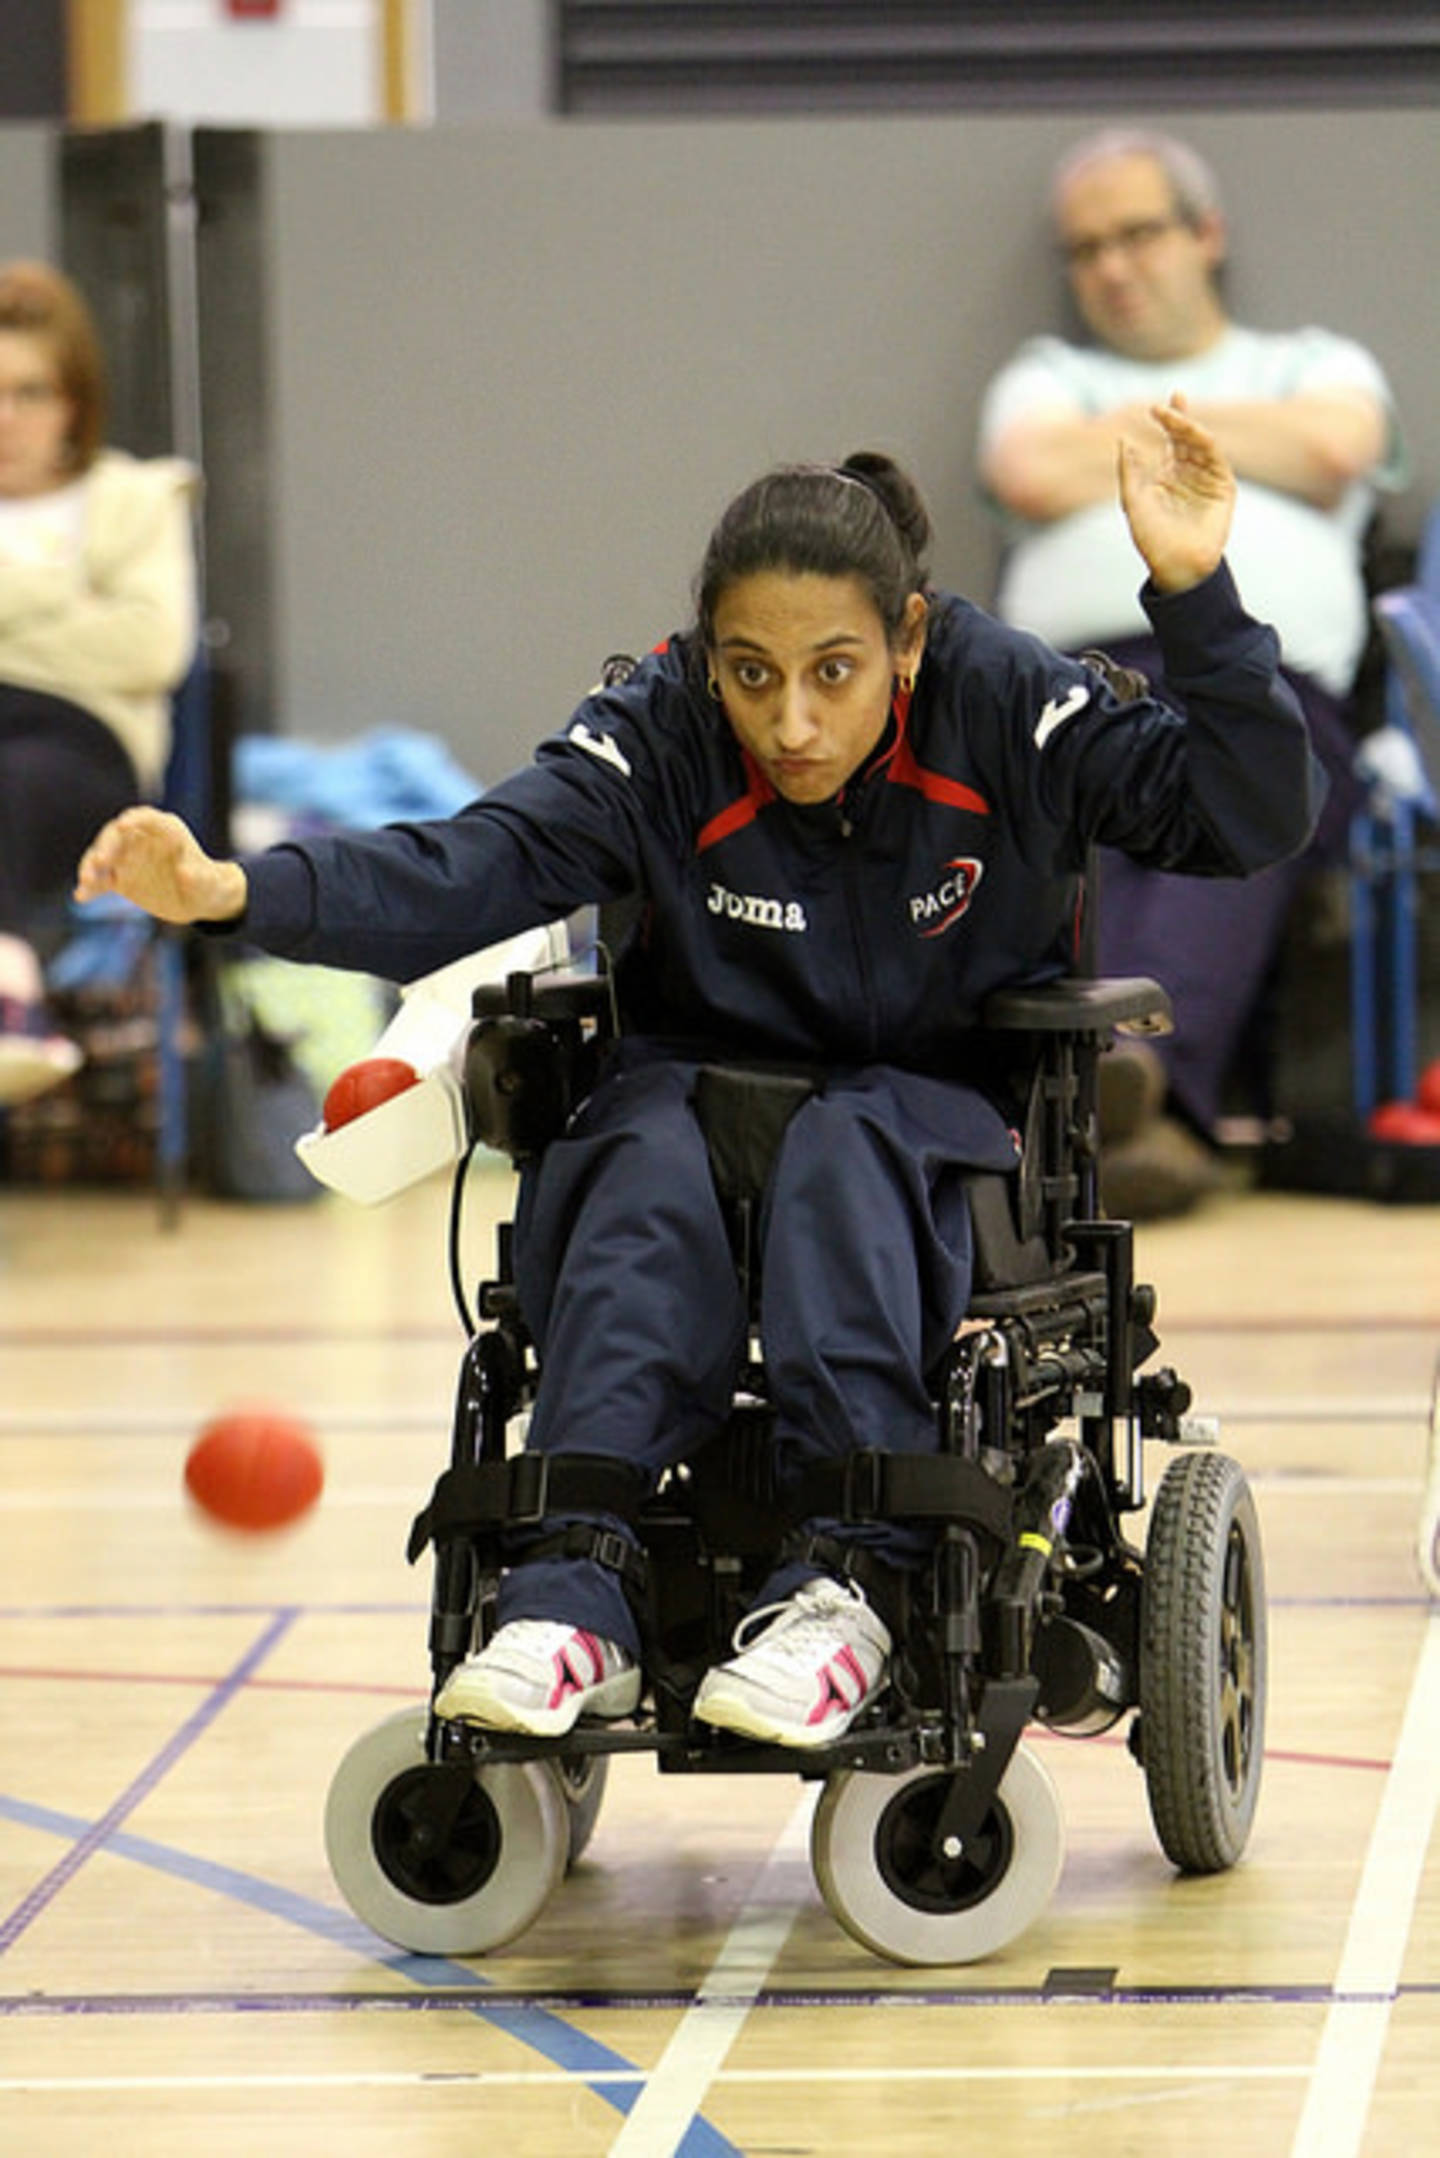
[8, 105, 1437, 788]
[0, 123, 55, 259]
[264, 105, 1439, 781]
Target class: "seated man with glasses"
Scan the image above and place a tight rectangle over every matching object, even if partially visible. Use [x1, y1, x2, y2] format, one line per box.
[977, 128, 1407, 1217]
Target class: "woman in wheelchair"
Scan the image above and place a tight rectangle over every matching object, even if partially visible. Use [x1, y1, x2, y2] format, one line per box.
[78, 396, 1320, 1760]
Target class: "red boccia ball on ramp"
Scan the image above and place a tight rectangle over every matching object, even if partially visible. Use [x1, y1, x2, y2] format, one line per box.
[322, 1056, 419, 1131]
[185, 1408, 325, 1532]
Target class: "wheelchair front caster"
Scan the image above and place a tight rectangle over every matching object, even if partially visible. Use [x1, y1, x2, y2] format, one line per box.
[324, 1707, 568, 1954]
[1139, 1449, 1267, 1873]
[810, 1744, 1065, 1965]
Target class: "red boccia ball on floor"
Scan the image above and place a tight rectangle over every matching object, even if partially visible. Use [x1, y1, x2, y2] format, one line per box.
[185, 1408, 325, 1532]
[322, 1056, 419, 1131]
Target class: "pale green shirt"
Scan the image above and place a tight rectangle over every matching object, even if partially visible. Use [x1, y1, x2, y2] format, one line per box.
[977, 324, 1407, 694]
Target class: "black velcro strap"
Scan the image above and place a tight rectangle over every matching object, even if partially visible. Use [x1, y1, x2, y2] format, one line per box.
[516, 1520, 649, 1594]
[790, 1450, 1013, 1547]
[407, 1452, 650, 1562]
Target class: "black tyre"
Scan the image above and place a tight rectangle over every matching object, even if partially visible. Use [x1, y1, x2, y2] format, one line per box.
[1139, 1450, 1266, 1872]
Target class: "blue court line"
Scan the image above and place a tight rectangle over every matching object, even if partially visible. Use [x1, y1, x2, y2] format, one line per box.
[0, 1608, 299, 1956]
[0, 1775, 740, 2152]
[0, 1789, 648, 2081]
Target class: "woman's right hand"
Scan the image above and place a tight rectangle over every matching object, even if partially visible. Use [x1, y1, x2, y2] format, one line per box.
[74, 806, 248, 925]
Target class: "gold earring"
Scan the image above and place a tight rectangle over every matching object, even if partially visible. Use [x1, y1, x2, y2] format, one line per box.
[897, 669, 915, 694]
[707, 672, 720, 699]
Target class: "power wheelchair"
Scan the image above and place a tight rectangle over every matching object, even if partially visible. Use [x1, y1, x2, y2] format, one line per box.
[321, 957, 1267, 1968]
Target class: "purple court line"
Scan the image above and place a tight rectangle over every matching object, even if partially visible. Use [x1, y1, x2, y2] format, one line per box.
[0, 1591, 1419, 1621]
[0, 1606, 298, 1957]
[4, 1980, 1435, 2018]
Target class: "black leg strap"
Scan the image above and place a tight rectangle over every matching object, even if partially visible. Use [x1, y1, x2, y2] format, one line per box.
[789, 1451, 1013, 1549]
[512, 1519, 650, 1599]
[408, 1451, 651, 1562]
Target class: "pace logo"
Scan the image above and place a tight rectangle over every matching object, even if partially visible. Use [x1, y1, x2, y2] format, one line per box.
[909, 856, 984, 938]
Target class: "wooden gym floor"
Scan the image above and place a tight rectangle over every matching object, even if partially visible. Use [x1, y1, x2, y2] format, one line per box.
[1, 1165, 1436, 2157]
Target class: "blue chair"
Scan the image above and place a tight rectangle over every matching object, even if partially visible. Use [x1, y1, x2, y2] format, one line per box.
[1351, 505, 1440, 1117]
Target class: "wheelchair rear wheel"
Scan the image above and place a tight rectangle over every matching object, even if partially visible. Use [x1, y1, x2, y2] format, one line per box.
[810, 1745, 1064, 1965]
[324, 1707, 568, 1954]
[1139, 1449, 1267, 1872]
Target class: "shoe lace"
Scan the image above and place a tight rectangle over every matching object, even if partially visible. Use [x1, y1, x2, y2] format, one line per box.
[729, 1576, 865, 1659]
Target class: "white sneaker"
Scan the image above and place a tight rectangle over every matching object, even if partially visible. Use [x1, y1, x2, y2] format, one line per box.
[692, 1577, 890, 1749]
[0, 1016, 82, 1107]
[434, 1620, 640, 1736]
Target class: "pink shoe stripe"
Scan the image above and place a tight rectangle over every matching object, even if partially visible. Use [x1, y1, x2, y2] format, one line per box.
[546, 1629, 608, 1709]
[835, 1644, 866, 1694]
[574, 1630, 605, 1681]
[807, 1643, 870, 1726]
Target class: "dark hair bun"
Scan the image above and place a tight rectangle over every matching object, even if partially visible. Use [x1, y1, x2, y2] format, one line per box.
[839, 451, 932, 570]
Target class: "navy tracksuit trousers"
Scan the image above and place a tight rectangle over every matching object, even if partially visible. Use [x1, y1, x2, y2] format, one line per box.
[494, 1048, 1019, 1652]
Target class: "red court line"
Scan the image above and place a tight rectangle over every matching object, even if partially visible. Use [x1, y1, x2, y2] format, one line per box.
[1, 1316, 1435, 1350]
[0, 1664, 418, 1700]
[0, 1324, 456, 1347]
[0, 1665, 1396, 1776]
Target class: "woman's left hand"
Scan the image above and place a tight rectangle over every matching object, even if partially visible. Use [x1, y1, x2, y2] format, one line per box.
[1117, 393, 1237, 594]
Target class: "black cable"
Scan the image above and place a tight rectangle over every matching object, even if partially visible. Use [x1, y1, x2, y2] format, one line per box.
[447, 1138, 479, 1336]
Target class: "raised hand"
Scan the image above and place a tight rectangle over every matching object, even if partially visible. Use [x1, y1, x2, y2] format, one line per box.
[74, 805, 248, 925]
[1117, 393, 1236, 593]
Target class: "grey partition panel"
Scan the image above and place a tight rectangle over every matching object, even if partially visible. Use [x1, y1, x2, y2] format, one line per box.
[59, 125, 177, 459]
[193, 129, 276, 740]
[556, 2, 1440, 115]
[0, 123, 55, 259]
[0, 1, 65, 119]
[263, 108, 1438, 781]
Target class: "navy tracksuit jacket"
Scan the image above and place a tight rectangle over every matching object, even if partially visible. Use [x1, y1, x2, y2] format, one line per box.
[236, 564, 1320, 1644]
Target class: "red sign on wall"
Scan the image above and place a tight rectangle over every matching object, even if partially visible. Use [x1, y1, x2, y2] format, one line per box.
[224, 1, 283, 18]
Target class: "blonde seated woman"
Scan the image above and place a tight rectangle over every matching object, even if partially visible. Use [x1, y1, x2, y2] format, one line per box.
[0, 260, 198, 1105]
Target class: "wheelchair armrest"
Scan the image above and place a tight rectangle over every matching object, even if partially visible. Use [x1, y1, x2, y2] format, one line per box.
[466, 966, 617, 1160]
[980, 975, 1173, 1039]
[470, 969, 615, 1024]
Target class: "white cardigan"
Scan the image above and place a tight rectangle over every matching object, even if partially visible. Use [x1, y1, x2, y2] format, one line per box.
[0, 448, 200, 790]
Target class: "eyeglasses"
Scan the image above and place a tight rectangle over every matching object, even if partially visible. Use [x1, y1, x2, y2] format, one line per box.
[0, 380, 63, 410]
[1061, 215, 1188, 270]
